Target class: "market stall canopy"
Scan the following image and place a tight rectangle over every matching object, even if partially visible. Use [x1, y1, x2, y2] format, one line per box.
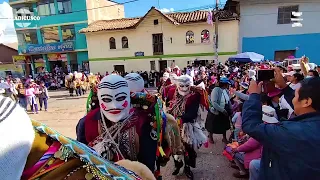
[228, 52, 264, 63]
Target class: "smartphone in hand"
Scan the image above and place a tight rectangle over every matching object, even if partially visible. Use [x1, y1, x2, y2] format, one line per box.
[257, 69, 275, 82]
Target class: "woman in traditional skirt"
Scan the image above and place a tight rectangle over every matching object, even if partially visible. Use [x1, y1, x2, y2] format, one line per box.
[205, 77, 232, 144]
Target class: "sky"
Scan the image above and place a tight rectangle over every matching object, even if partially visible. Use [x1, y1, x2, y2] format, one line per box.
[0, 0, 226, 43]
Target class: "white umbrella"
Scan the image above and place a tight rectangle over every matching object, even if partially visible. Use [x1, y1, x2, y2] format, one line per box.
[0, 83, 10, 89]
[228, 52, 264, 63]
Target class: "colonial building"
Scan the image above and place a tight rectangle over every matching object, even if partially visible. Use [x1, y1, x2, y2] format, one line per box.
[237, 0, 320, 63]
[80, 7, 239, 74]
[9, 0, 124, 76]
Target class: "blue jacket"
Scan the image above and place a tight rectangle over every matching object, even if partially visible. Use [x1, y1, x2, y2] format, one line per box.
[242, 93, 320, 180]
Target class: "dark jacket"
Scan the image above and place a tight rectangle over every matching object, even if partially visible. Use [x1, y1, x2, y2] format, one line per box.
[242, 93, 320, 180]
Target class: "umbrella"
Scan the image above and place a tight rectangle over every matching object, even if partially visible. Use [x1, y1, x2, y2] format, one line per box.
[0, 83, 10, 89]
[228, 52, 264, 63]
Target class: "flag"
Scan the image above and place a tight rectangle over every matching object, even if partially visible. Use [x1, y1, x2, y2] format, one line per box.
[207, 10, 213, 26]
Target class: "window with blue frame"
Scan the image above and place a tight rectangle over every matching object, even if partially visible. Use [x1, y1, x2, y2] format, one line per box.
[16, 30, 38, 45]
[37, 0, 55, 16]
[61, 25, 75, 41]
[41, 26, 59, 43]
[57, 0, 72, 14]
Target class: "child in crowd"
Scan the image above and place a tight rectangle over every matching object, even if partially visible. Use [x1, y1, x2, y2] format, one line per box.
[25, 84, 38, 114]
[232, 103, 243, 141]
[38, 82, 49, 111]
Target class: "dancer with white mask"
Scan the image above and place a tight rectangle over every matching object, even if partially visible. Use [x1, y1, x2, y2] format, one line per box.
[77, 75, 157, 172]
[166, 75, 209, 179]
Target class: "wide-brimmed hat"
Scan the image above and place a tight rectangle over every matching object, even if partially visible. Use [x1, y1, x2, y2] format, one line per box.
[240, 82, 249, 89]
[220, 77, 231, 84]
[267, 88, 282, 98]
[262, 105, 279, 124]
[282, 71, 295, 77]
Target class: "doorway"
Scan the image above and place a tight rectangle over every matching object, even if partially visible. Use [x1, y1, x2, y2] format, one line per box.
[194, 60, 208, 66]
[158, 60, 167, 72]
[274, 50, 296, 61]
[114, 65, 125, 74]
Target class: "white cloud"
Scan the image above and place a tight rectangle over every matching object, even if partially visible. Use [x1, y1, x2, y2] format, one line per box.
[160, 8, 174, 13]
[0, 2, 17, 43]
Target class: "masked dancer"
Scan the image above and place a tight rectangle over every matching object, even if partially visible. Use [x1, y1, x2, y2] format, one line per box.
[166, 75, 209, 179]
[77, 74, 161, 175]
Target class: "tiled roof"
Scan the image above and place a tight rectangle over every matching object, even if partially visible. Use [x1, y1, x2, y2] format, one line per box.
[82, 18, 140, 32]
[80, 7, 238, 33]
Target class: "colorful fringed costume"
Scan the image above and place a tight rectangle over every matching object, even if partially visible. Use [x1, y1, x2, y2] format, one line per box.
[79, 74, 182, 180]
[77, 75, 157, 174]
[124, 73, 182, 180]
[65, 73, 75, 96]
[166, 75, 209, 180]
[23, 120, 144, 180]
[86, 75, 100, 113]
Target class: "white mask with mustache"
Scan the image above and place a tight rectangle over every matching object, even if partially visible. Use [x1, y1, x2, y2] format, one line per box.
[97, 75, 131, 122]
[176, 75, 193, 96]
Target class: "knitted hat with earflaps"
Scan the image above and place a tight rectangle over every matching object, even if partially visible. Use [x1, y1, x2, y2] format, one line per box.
[0, 96, 35, 180]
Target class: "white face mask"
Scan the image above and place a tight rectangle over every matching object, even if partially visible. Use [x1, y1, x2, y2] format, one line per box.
[176, 75, 193, 96]
[97, 75, 131, 122]
[170, 74, 178, 84]
[124, 73, 144, 92]
[163, 72, 169, 82]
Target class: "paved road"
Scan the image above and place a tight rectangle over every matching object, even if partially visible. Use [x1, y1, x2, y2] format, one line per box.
[30, 90, 243, 180]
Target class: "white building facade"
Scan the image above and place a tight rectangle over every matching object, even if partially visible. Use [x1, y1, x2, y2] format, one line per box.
[238, 0, 320, 63]
[80, 7, 239, 74]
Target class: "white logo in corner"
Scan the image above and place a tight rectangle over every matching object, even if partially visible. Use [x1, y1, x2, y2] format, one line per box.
[291, 12, 303, 28]
[14, 8, 40, 28]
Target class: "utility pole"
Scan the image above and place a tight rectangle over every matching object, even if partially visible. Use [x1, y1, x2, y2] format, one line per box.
[214, 0, 220, 84]
[214, 0, 219, 63]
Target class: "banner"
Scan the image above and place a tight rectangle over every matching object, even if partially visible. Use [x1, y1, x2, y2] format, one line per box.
[0, 64, 24, 73]
[34, 57, 45, 63]
[24, 41, 74, 54]
[35, 63, 45, 68]
[48, 53, 67, 61]
[12, 55, 30, 64]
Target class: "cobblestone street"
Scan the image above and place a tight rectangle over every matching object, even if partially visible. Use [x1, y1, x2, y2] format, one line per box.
[30, 90, 242, 180]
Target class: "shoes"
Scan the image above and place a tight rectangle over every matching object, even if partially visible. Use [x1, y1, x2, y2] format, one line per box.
[184, 166, 194, 180]
[230, 164, 239, 170]
[172, 160, 183, 175]
[208, 136, 214, 144]
[233, 172, 249, 178]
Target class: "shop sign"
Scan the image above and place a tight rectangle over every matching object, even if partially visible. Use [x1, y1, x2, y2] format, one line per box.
[12, 55, 31, 64]
[0, 64, 24, 73]
[24, 41, 74, 54]
[48, 53, 67, 61]
[34, 58, 45, 63]
[134, 51, 144, 57]
[35, 63, 45, 68]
